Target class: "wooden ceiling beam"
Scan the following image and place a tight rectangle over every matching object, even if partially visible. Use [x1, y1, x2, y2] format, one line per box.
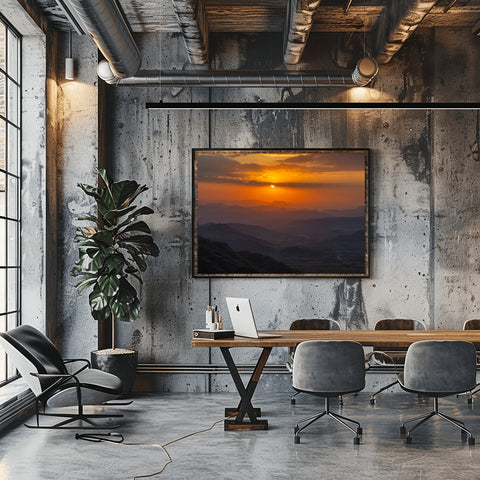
[373, 0, 440, 64]
[283, 0, 321, 64]
[171, 0, 209, 64]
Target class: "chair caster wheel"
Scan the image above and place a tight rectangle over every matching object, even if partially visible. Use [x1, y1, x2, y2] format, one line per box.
[400, 426, 406, 435]
[405, 436, 412, 444]
[370, 398, 375, 405]
[294, 436, 300, 444]
[469, 437, 475, 445]
[291, 398, 296, 405]
[357, 427, 363, 435]
[354, 436, 360, 445]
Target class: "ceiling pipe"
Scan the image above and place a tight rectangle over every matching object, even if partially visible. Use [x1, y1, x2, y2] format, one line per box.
[65, 0, 141, 84]
[113, 68, 357, 87]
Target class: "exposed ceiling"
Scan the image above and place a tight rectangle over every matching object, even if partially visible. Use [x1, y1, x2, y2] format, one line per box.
[31, 0, 480, 66]
[32, 0, 480, 32]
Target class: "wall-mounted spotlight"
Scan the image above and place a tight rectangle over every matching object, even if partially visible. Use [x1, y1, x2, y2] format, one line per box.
[65, 30, 74, 80]
[351, 57, 378, 86]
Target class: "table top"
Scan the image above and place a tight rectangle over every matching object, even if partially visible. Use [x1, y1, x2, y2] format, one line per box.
[191, 330, 480, 348]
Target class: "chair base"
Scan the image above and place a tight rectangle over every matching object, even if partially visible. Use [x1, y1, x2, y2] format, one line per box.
[400, 396, 475, 444]
[291, 391, 344, 406]
[370, 379, 399, 405]
[25, 412, 123, 430]
[293, 397, 362, 445]
[26, 400, 123, 430]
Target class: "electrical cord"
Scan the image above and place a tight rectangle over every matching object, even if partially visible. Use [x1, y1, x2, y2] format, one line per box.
[75, 414, 234, 479]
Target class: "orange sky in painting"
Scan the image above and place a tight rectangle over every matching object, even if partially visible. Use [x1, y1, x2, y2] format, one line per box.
[196, 150, 366, 211]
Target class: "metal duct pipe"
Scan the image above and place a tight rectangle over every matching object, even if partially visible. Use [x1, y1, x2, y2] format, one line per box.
[66, 0, 141, 83]
[116, 70, 356, 87]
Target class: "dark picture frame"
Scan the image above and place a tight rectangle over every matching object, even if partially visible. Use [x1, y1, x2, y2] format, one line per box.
[193, 148, 369, 277]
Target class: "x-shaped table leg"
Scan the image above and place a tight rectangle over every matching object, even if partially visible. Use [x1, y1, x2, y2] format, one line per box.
[220, 346, 272, 431]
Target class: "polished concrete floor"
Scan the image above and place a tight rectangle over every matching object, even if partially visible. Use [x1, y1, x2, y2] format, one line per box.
[1, 391, 480, 479]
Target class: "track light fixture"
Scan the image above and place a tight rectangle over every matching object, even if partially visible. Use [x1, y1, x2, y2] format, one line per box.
[351, 57, 378, 87]
[65, 30, 74, 80]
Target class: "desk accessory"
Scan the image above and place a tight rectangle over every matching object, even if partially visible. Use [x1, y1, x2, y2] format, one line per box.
[193, 329, 235, 339]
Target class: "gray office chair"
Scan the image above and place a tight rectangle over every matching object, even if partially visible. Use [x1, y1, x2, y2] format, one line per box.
[292, 340, 366, 445]
[286, 318, 341, 405]
[398, 340, 477, 445]
[367, 318, 425, 405]
[461, 319, 480, 403]
[0, 325, 124, 429]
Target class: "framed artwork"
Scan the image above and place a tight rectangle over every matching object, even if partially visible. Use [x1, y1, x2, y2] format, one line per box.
[193, 149, 369, 277]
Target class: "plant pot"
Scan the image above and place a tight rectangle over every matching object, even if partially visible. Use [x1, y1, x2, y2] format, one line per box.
[91, 349, 138, 398]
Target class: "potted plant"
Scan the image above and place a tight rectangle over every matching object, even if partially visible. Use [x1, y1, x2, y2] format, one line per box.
[71, 168, 159, 396]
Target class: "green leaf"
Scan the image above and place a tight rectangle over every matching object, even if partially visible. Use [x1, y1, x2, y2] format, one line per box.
[111, 180, 143, 207]
[104, 254, 125, 274]
[98, 274, 120, 297]
[96, 168, 112, 190]
[118, 220, 151, 235]
[75, 277, 97, 293]
[103, 205, 137, 222]
[89, 288, 108, 311]
[116, 206, 155, 229]
[117, 277, 137, 304]
[111, 296, 140, 322]
[77, 214, 98, 223]
[92, 231, 114, 246]
[129, 252, 147, 272]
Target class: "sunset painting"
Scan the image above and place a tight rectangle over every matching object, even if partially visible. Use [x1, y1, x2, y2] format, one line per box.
[193, 149, 369, 277]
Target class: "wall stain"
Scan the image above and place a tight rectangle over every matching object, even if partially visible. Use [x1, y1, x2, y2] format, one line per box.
[128, 329, 143, 351]
[400, 127, 430, 184]
[245, 110, 305, 149]
[330, 279, 367, 329]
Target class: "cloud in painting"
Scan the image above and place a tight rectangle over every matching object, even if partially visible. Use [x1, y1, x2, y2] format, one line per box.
[196, 150, 365, 187]
[276, 152, 365, 172]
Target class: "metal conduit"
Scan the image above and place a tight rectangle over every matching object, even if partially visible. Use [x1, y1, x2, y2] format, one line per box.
[116, 70, 356, 87]
[66, 0, 141, 82]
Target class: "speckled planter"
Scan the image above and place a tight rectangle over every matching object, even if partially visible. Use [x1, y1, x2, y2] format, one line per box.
[91, 349, 138, 397]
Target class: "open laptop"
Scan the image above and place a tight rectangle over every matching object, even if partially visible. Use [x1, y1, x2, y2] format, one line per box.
[226, 297, 281, 338]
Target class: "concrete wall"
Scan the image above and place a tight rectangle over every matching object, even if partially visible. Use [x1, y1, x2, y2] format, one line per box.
[57, 28, 480, 392]
[55, 34, 99, 358]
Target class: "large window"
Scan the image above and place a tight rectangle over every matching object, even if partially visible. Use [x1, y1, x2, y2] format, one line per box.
[0, 16, 21, 386]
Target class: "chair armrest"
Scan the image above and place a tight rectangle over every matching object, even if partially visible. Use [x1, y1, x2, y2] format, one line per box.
[64, 358, 91, 369]
[30, 371, 82, 398]
[366, 350, 402, 376]
[63, 358, 90, 376]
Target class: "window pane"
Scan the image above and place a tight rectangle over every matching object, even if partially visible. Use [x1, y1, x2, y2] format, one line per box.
[7, 175, 17, 219]
[6, 312, 16, 330]
[7, 79, 18, 125]
[1, 348, 5, 382]
[0, 117, 4, 170]
[0, 219, 5, 266]
[0, 21, 5, 71]
[7, 124, 18, 176]
[0, 171, 5, 218]
[7, 267, 16, 312]
[7, 220, 17, 266]
[0, 72, 5, 117]
[0, 269, 5, 314]
[7, 29, 18, 82]
[0, 16, 21, 385]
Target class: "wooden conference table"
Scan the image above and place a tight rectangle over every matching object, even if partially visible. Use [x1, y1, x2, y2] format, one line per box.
[192, 330, 480, 431]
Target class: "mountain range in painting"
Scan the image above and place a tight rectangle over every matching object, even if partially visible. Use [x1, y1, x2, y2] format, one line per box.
[197, 214, 365, 274]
